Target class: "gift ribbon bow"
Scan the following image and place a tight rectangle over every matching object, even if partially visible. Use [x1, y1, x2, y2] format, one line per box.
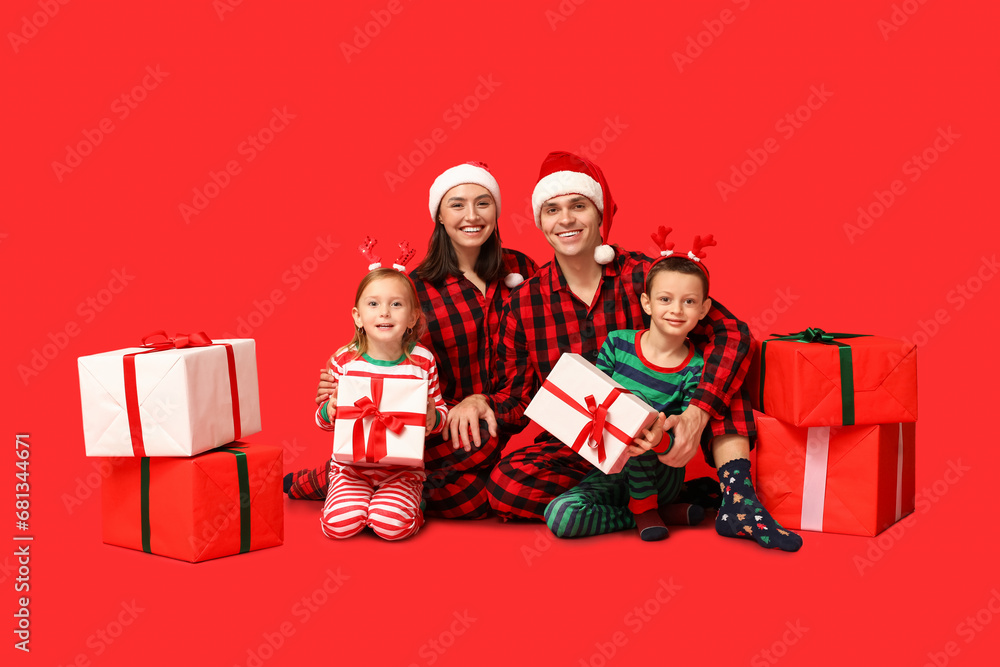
[336, 377, 425, 464]
[759, 328, 869, 426]
[140, 445, 252, 555]
[123, 331, 242, 456]
[540, 380, 631, 463]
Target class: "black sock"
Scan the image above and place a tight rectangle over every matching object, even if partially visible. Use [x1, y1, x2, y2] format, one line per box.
[715, 459, 802, 552]
[676, 476, 723, 510]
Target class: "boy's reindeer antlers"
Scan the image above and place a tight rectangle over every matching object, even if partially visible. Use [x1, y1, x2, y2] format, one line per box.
[689, 234, 716, 262]
[651, 226, 674, 256]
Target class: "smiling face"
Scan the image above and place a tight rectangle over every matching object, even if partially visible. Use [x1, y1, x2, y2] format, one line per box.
[351, 273, 419, 354]
[641, 268, 712, 340]
[538, 193, 603, 259]
[437, 183, 498, 253]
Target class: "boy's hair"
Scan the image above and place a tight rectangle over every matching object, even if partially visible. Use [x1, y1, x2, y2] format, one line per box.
[415, 216, 504, 284]
[347, 268, 425, 360]
[645, 256, 710, 299]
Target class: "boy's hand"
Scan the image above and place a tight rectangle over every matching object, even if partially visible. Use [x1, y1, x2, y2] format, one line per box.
[658, 405, 708, 468]
[316, 369, 337, 405]
[629, 412, 666, 457]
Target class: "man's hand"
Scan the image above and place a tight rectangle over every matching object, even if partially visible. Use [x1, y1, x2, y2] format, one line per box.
[444, 394, 497, 452]
[657, 405, 709, 468]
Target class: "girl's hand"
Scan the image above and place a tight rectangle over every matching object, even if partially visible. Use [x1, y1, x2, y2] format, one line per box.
[316, 368, 337, 406]
[629, 412, 666, 457]
[425, 396, 438, 435]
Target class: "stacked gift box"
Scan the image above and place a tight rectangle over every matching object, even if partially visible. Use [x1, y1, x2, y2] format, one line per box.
[747, 328, 918, 536]
[78, 333, 282, 562]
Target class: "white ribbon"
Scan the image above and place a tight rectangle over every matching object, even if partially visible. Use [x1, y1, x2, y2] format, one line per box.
[801, 426, 831, 531]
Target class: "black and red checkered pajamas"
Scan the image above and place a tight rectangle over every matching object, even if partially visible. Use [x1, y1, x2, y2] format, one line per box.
[485, 247, 756, 521]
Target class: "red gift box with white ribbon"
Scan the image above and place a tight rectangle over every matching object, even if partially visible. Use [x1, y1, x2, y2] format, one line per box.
[755, 412, 915, 536]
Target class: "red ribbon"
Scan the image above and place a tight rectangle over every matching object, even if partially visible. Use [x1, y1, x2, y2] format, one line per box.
[336, 377, 426, 464]
[122, 331, 242, 456]
[540, 380, 630, 463]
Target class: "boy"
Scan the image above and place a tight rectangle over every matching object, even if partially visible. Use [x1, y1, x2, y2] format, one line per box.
[545, 240, 708, 541]
[545, 232, 801, 550]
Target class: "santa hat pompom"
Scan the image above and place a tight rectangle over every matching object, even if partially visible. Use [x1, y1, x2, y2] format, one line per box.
[594, 244, 615, 265]
[504, 272, 524, 288]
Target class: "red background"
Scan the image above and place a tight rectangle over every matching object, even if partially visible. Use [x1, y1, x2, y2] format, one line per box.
[4, 1, 998, 665]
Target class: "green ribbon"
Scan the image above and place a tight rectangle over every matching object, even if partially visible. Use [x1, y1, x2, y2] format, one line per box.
[216, 446, 252, 554]
[759, 328, 870, 425]
[139, 445, 252, 556]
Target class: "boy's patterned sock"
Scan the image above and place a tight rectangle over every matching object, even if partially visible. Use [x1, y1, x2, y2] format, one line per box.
[715, 459, 802, 552]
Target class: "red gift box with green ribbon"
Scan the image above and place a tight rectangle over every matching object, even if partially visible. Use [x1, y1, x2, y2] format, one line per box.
[754, 412, 915, 536]
[748, 328, 917, 427]
[101, 443, 283, 562]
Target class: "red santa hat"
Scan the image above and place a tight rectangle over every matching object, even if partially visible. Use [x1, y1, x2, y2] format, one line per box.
[531, 151, 617, 264]
[428, 161, 502, 223]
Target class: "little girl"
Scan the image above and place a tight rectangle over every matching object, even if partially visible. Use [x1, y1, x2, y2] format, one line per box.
[316, 261, 447, 541]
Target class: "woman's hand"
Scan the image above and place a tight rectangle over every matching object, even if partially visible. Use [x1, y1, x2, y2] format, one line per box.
[426, 396, 438, 435]
[444, 394, 497, 451]
[316, 368, 337, 406]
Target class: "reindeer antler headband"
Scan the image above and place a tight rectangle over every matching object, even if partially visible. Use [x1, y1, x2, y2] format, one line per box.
[359, 237, 415, 273]
[650, 226, 716, 287]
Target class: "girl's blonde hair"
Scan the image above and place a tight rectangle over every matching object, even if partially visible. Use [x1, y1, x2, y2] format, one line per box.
[347, 268, 425, 360]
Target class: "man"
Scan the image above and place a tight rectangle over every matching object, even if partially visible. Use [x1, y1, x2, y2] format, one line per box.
[447, 150, 800, 551]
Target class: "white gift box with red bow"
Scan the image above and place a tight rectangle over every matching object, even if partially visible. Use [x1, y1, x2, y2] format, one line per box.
[525, 353, 659, 474]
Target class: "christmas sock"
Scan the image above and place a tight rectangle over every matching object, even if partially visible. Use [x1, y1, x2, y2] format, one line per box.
[659, 502, 705, 526]
[634, 508, 669, 542]
[715, 459, 802, 552]
[676, 476, 723, 510]
[285, 460, 331, 500]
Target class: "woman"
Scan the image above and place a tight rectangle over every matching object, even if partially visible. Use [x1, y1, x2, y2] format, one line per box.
[286, 161, 537, 519]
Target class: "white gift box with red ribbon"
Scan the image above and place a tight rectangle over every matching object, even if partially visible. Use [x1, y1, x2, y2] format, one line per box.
[332, 376, 428, 468]
[525, 353, 659, 475]
[78, 333, 261, 457]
